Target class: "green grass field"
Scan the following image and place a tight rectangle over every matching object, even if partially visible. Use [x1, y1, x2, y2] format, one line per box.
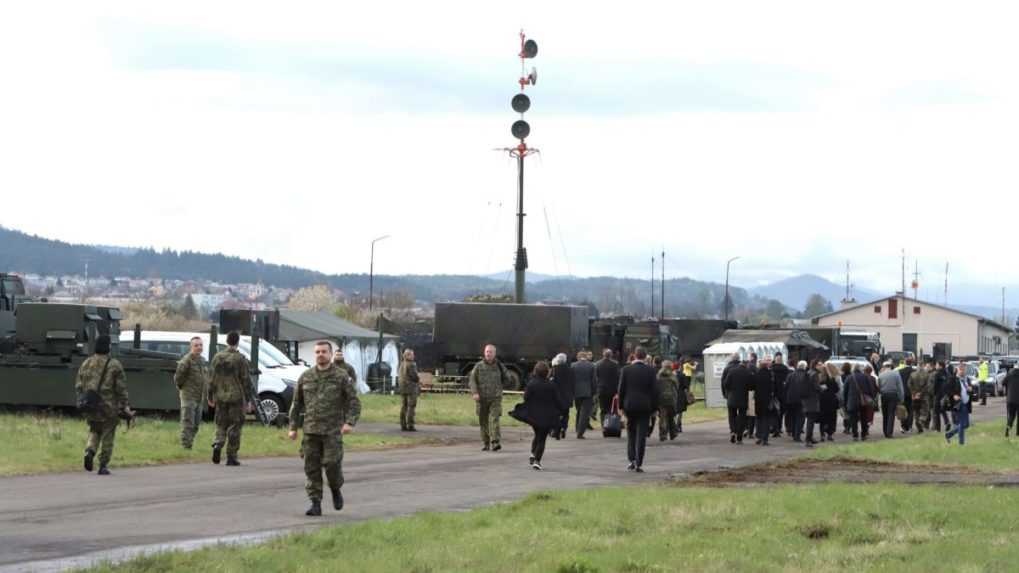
[0, 412, 422, 476]
[358, 390, 727, 427]
[810, 421, 1019, 471]
[88, 483, 1019, 573]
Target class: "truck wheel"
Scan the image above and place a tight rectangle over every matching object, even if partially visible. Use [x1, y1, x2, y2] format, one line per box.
[503, 369, 522, 391]
[259, 393, 285, 424]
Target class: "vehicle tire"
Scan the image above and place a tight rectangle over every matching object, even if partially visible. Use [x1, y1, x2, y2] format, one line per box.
[503, 369, 522, 391]
[258, 393, 285, 425]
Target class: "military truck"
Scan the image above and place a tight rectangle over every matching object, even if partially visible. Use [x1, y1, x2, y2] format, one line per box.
[0, 273, 27, 350]
[432, 302, 589, 389]
[0, 302, 185, 410]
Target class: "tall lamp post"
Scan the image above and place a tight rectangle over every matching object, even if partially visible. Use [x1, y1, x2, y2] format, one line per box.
[369, 235, 391, 312]
[723, 256, 741, 322]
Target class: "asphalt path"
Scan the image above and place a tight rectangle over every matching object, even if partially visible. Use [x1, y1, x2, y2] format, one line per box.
[0, 397, 1007, 572]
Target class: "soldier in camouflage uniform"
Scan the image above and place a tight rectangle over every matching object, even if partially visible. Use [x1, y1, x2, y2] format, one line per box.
[333, 349, 358, 383]
[174, 336, 209, 449]
[656, 361, 679, 441]
[208, 331, 252, 466]
[289, 340, 362, 516]
[76, 335, 132, 475]
[399, 349, 420, 431]
[468, 344, 507, 452]
[909, 360, 935, 433]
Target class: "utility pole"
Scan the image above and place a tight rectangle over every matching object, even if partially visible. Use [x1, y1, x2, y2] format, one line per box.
[912, 260, 920, 301]
[369, 235, 391, 312]
[650, 256, 655, 319]
[724, 256, 740, 322]
[944, 262, 949, 305]
[660, 249, 665, 321]
[1003, 287, 1007, 325]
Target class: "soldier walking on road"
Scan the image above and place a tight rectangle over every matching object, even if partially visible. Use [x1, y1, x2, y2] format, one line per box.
[289, 340, 361, 516]
[76, 335, 133, 476]
[208, 331, 252, 466]
[398, 349, 420, 431]
[656, 361, 679, 441]
[174, 336, 209, 449]
[469, 344, 507, 452]
[909, 360, 934, 433]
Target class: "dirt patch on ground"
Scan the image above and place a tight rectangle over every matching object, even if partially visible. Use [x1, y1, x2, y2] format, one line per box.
[676, 456, 1019, 487]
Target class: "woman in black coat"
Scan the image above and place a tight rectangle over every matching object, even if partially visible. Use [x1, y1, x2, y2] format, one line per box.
[550, 353, 575, 439]
[522, 361, 568, 470]
[675, 371, 691, 433]
[818, 362, 841, 442]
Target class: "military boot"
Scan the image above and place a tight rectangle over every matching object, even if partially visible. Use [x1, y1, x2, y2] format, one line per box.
[226, 457, 240, 466]
[84, 449, 95, 472]
[97, 466, 110, 476]
[305, 500, 322, 516]
[211, 444, 222, 465]
[330, 488, 344, 511]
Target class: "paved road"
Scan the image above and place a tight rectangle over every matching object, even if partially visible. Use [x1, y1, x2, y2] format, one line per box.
[0, 398, 1006, 572]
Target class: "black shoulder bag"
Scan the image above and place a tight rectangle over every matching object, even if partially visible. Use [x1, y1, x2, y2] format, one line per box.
[77, 357, 111, 416]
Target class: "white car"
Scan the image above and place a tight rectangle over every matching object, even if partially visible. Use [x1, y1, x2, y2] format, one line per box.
[122, 330, 306, 423]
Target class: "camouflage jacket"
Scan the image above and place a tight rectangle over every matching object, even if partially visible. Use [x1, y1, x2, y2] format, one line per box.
[333, 360, 357, 382]
[909, 368, 934, 400]
[209, 348, 251, 404]
[174, 352, 209, 403]
[656, 369, 679, 406]
[288, 364, 362, 434]
[75, 355, 129, 421]
[468, 360, 505, 400]
[398, 360, 420, 396]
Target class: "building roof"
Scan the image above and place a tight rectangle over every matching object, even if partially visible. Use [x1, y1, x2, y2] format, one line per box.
[707, 329, 829, 350]
[811, 295, 1014, 332]
[278, 310, 397, 342]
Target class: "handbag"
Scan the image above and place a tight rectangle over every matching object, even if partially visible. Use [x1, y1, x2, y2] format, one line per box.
[685, 390, 696, 405]
[895, 403, 908, 421]
[77, 357, 111, 416]
[602, 395, 622, 438]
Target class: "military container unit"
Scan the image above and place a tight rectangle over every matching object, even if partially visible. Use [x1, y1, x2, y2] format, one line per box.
[432, 302, 590, 389]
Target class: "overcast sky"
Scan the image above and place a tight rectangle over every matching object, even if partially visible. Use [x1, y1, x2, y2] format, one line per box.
[1, 2, 1017, 304]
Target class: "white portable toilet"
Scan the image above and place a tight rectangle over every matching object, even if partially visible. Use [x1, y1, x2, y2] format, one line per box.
[703, 341, 787, 408]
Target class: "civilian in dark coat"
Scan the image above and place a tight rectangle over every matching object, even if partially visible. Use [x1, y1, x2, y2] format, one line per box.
[551, 355, 574, 439]
[1005, 367, 1019, 437]
[618, 347, 659, 471]
[932, 363, 950, 431]
[595, 349, 621, 425]
[752, 361, 776, 446]
[571, 352, 597, 438]
[722, 359, 752, 444]
[844, 366, 877, 440]
[818, 363, 841, 441]
[675, 371, 691, 432]
[522, 361, 568, 470]
[944, 372, 972, 445]
[771, 354, 792, 437]
[801, 362, 823, 447]
[784, 363, 812, 442]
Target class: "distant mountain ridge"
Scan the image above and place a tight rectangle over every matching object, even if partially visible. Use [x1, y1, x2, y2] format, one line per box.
[749, 274, 880, 310]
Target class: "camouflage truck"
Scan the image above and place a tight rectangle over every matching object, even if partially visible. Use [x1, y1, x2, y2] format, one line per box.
[432, 302, 590, 390]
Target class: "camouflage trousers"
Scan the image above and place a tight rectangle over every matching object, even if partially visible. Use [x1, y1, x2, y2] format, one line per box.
[913, 399, 931, 431]
[179, 400, 202, 448]
[213, 401, 245, 458]
[658, 405, 678, 440]
[302, 433, 344, 501]
[476, 396, 502, 447]
[400, 393, 418, 429]
[86, 418, 119, 467]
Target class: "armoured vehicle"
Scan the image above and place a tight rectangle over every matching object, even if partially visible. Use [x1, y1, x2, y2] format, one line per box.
[662, 319, 735, 360]
[433, 302, 589, 389]
[0, 273, 27, 350]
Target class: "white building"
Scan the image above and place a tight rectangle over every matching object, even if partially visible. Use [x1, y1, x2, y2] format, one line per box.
[812, 294, 1013, 357]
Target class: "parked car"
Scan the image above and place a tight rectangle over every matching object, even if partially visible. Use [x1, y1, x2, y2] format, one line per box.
[127, 331, 304, 423]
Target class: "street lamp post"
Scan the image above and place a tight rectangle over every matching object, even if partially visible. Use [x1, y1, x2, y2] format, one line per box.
[723, 256, 741, 322]
[369, 235, 391, 312]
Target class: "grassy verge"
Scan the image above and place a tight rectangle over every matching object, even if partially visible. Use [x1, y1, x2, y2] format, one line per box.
[809, 421, 1019, 471]
[89, 483, 1019, 572]
[0, 412, 422, 476]
[358, 393, 727, 427]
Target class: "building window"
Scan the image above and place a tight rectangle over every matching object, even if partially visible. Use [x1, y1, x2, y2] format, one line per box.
[874, 305, 882, 313]
[913, 306, 921, 315]
[888, 299, 898, 319]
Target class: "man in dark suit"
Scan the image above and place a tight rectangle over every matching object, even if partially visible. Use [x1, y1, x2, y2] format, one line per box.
[721, 358, 753, 444]
[595, 349, 621, 426]
[618, 346, 659, 472]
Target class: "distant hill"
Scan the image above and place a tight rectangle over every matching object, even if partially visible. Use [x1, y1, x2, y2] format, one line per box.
[480, 271, 562, 283]
[0, 225, 785, 318]
[750, 274, 879, 310]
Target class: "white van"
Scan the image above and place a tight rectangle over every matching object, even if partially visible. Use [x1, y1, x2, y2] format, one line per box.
[126, 331, 307, 423]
